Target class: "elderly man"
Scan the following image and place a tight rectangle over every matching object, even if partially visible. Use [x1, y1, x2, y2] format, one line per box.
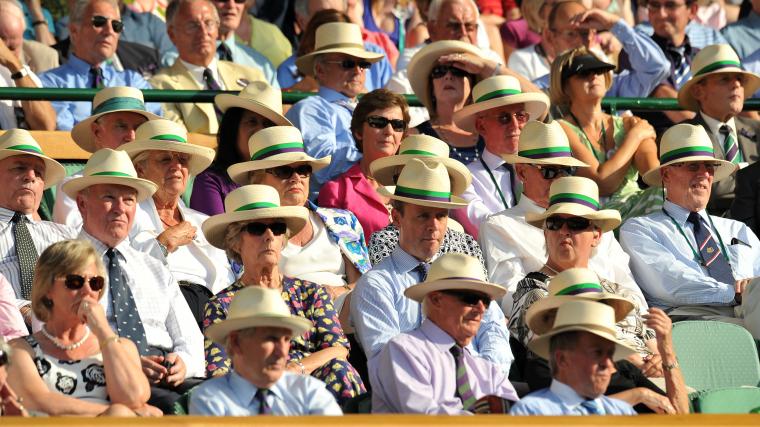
[621, 124, 760, 339]
[62, 148, 205, 413]
[352, 158, 513, 371]
[150, 0, 266, 134]
[371, 253, 518, 413]
[0, 0, 58, 73]
[190, 286, 342, 415]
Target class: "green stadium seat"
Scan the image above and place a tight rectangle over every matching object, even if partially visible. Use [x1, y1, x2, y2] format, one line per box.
[695, 387, 760, 413]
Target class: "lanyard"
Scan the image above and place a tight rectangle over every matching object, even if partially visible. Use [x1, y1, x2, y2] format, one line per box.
[569, 112, 607, 162]
[661, 208, 731, 266]
[480, 157, 512, 210]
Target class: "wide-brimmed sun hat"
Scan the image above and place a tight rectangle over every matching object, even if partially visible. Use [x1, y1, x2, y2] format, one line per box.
[502, 121, 589, 167]
[404, 253, 506, 303]
[525, 176, 621, 233]
[227, 126, 331, 185]
[408, 40, 484, 112]
[61, 149, 157, 201]
[528, 299, 637, 361]
[525, 267, 635, 335]
[641, 123, 737, 187]
[369, 134, 471, 194]
[214, 81, 293, 126]
[205, 286, 312, 344]
[453, 75, 550, 132]
[377, 158, 469, 209]
[295, 22, 384, 77]
[202, 184, 308, 249]
[0, 129, 65, 188]
[118, 119, 215, 176]
[71, 86, 161, 153]
[678, 44, 760, 112]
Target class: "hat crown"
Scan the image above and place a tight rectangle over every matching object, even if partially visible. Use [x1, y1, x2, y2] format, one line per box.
[247, 126, 306, 161]
[91, 86, 147, 115]
[134, 119, 189, 144]
[394, 158, 453, 202]
[547, 267, 604, 297]
[658, 123, 715, 164]
[550, 299, 617, 336]
[82, 149, 140, 180]
[314, 22, 364, 52]
[548, 176, 601, 210]
[224, 184, 283, 214]
[397, 135, 450, 158]
[426, 253, 487, 283]
[237, 81, 283, 112]
[226, 286, 293, 324]
[472, 75, 522, 104]
[0, 128, 45, 156]
[517, 121, 573, 160]
[691, 44, 743, 77]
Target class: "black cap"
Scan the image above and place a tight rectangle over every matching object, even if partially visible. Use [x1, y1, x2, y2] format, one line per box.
[561, 54, 616, 81]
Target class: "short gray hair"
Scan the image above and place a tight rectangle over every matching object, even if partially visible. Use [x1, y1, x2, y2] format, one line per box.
[166, 0, 219, 27]
[0, 0, 25, 29]
[70, 0, 118, 24]
[222, 220, 291, 264]
[427, 0, 479, 23]
[224, 326, 258, 356]
[548, 331, 581, 376]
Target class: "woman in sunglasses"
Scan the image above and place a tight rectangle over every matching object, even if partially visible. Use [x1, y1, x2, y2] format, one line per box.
[201, 185, 365, 405]
[4, 240, 159, 417]
[550, 46, 662, 222]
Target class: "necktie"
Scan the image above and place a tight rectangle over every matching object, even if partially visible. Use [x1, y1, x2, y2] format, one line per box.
[414, 262, 430, 282]
[90, 66, 104, 89]
[581, 399, 601, 415]
[203, 68, 222, 91]
[255, 388, 272, 415]
[11, 212, 38, 300]
[106, 249, 151, 356]
[217, 42, 233, 61]
[686, 212, 735, 284]
[719, 124, 743, 164]
[673, 50, 690, 89]
[449, 345, 477, 410]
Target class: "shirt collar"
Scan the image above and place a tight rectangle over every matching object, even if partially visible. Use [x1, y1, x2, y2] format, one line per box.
[180, 57, 221, 87]
[418, 318, 459, 353]
[78, 229, 131, 258]
[700, 111, 737, 137]
[663, 199, 708, 225]
[390, 245, 428, 274]
[0, 206, 34, 223]
[318, 86, 353, 103]
[550, 379, 597, 410]
[516, 195, 543, 214]
[480, 148, 505, 170]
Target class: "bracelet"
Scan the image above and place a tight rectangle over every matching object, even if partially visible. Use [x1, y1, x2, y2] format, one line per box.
[32, 20, 47, 27]
[291, 360, 306, 375]
[662, 359, 679, 372]
[100, 335, 121, 350]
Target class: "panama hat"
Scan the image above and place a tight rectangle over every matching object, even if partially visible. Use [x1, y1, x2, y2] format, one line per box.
[525, 268, 635, 335]
[61, 149, 158, 200]
[202, 184, 308, 249]
[71, 86, 161, 153]
[118, 119, 215, 176]
[0, 129, 65, 188]
[227, 126, 331, 185]
[405, 253, 506, 303]
[502, 121, 589, 167]
[408, 40, 484, 112]
[525, 176, 621, 233]
[642, 123, 737, 187]
[528, 299, 637, 361]
[205, 286, 312, 344]
[678, 44, 760, 112]
[214, 81, 293, 126]
[295, 22, 384, 77]
[453, 76, 550, 132]
[369, 134, 471, 194]
[377, 158, 469, 209]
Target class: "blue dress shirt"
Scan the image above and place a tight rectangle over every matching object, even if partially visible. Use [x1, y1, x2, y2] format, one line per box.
[636, 21, 728, 50]
[510, 379, 636, 415]
[39, 55, 162, 130]
[189, 370, 342, 416]
[119, 8, 177, 68]
[721, 11, 760, 61]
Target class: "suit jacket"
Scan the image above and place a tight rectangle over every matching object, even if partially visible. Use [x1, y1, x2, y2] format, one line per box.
[53, 38, 161, 79]
[730, 161, 760, 236]
[22, 40, 59, 73]
[149, 60, 266, 134]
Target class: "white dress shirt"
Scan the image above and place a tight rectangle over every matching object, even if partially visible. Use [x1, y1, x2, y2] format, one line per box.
[52, 171, 84, 230]
[179, 58, 226, 90]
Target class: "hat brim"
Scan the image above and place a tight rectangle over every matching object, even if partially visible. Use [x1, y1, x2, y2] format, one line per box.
[528, 323, 637, 360]
[202, 206, 309, 249]
[227, 155, 332, 185]
[206, 314, 313, 344]
[502, 153, 589, 167]
[0, 149, 66, 189]
[119, 141, 216, 176]
[295, 49, 384, 77]
[61, 175, 158, 202]
[214, 94, 293, 127]
[526, 294, 635, 335]
[526, 205, 621, 233]
[71, 110, 161, 153]
[453, 95, 550, 132]
[369, 155, 472, 195]
[404, 278, 506, 303]
[377, 185, 469, 209]
[642, 156, 737, 187]
[678, 68, 760, 112]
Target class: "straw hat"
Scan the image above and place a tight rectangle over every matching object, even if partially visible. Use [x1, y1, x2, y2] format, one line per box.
[214, 81, 293, 126]
[404, 253, 506, 303]
[525, 176, 621, 233]
[678, 44, 760, 112]
[369, 134, 471, 194]
[295, 22, 384, 76]
[118, 119, 215, 176]
[525, 268, 635, 335]
[641, 123, 737, 187]
[453, 75, 550, 132]
[227, 126, 331, 185]
[205, 286, 312, 344]
[61, 149, 157, 200]
[528, 299, 637, 361]
[502, 121, 589, 167]
[377, 158, 469, 209]
[0, 129, 65, 188]
[71, 86, 161, 153]
[202, 185, 308, 249]
[408, 40, 484, 112]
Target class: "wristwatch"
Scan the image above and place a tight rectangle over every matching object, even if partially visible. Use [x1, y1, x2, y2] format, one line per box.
[10, 65, 30, 80]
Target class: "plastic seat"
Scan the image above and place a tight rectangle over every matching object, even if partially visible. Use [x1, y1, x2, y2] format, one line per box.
[695, 386, 760, 413]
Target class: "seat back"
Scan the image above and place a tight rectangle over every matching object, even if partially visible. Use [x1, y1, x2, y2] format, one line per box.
[695, 387, 760, 413]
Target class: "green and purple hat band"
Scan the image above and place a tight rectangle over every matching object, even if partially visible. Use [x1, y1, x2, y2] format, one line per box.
[475, 88, 521, 103]
[7, 144, 44, 155]
[234, 201, 279, 212]
[91, 97, 147, 115]
[149, 134, 187, 144]
[251, 142, 306, 161]
[518, 146, 573, 159]
[554, 282, 604, 296]
[660, 145, 715, 164]
[395, 185, 451, 202]
[694, 60, 743, 77]
[399, 149, 438, 156]
[549, 192, 600, 210]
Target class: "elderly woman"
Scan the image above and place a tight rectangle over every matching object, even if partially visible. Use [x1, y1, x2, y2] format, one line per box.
[201, 185, 365, 405]
[318, 89, 410, 241]
[190, 81, 292, 216]
[550, 47, 662, 221]
[6, 240, 158, 416]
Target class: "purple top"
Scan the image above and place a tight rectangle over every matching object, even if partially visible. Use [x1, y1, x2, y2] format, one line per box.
[500, 19, 541, 50]
[190, 168, 240, 216]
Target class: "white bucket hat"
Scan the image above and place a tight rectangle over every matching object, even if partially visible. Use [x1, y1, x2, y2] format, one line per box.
[377, 158, 469, 209]
[404, 253, 506, 303]
[0, 129, 66, 188]
[61, 148, 158, 201]
[214, 81, 293, 126]
[502, 121, 589, 167]
[295, 22, 384, 77]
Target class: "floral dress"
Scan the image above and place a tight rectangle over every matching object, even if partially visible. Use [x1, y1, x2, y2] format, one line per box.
[203, 277, 365, 404]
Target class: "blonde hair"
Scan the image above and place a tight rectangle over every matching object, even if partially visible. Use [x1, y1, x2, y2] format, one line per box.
[549, 46, 613, 109]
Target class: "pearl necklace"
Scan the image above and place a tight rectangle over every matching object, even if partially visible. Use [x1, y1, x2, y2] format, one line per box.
[41, 326, 90, 351]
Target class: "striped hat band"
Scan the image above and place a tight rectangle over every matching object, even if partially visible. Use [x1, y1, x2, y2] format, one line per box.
[251, 142, 306, 161]
[395, 185, 451, 202]
[549, 192, 600, 210]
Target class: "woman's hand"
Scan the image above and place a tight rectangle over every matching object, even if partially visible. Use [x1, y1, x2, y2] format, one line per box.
[627, 118, 656, 144]
[157, 221, 197, 253]
[636, 388, 676, 414]
[643, 308, 673, 345]
[437, 52, 497, 79]
[0, 383, 28, 417]
[76, 296, 110, 339]
[640, 353, 664, 378]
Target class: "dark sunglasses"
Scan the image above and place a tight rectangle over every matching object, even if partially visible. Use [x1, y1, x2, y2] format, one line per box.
[60, 274, 106, 291]
[545, 216, 593, 231]
[265, 164, 312, 179]
[534, 165, 578, 180]
[431, 65, 469, 79]
[440, 290, 492, 307]
[324, 59, 372, 70]
[244, 222, 288, 236]
[366, 115, 406, 132]
[484, 111, 530, 126]
[91, 15, 124, 33]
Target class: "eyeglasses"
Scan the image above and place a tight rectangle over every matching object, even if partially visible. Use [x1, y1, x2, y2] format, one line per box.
[551, 28, 596, 40]
[440, 290, 492, 307]
[323, 59, 372, 70]
[671, 161, 721, 173]
[533, 165, 578, 180]
[265, 164, 312, 179]
[445, 20, 478, 33]
[180, 19, 220, 35]
[59, 274, 106, 292]
[646, 1, 687, 12]
[482, 111, 530, 126]
[431, 65, 469, 79]
[366, 115, 406, 132]
[244, 222, 288, 236]
[545, 216, 593, 231]
[91, 15, 124, 33]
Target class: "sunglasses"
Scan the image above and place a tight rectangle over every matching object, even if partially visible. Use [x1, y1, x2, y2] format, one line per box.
[366, 115, 406, 132]
[0, 346, 7, 367]
[431, 65, 469, 79]
[265, 164, 312, 179]
[482, 111, 530, 126]
[671, 161, 721, 173]
[440, 290, 492, 307]
[574, 69, 608, 79]
[244, 222, 288, 236]
[91, 15, 124, 33]
[323, 59, 372, 70]
[534, 165, 578, 180]
[545, 216, 593, 231]
[59, 274, 106, 292]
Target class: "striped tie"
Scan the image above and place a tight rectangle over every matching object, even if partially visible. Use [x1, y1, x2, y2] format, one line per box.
[255, 388, 272, 415]
[449, 345, 477, 410]
[686, 212, 735, 284]
[581, 399, 602, 415]
[673, 52, 690, 89]
[90, 66, 104, 89]
[720, 125, 743, 164]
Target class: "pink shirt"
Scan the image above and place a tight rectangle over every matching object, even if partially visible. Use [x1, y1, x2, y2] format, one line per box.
[0, 274, 26, 339]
